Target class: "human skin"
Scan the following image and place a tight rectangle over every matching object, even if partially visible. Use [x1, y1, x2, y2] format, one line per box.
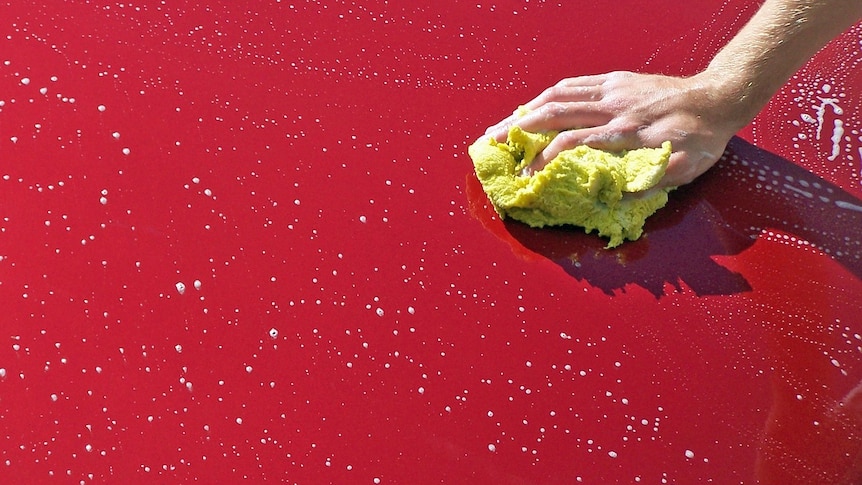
[483, 0, 862, 189]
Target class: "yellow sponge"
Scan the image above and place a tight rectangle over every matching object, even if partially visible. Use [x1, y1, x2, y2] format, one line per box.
[468, 126, 672, 248]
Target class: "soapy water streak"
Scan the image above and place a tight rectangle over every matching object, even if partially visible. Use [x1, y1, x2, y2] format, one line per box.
[810, 96, 844, 161]
[784, 182, 862, 214]
[800, 96, 844, 162]
[785, 24, 862, 189]
[730, 147, 862, 267]
[835, 199, 862, 213]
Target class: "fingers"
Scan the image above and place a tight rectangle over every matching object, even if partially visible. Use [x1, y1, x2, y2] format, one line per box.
[485, 100, 612, 142]
[519, 101, 612, 133]
[621, 186, 661, 202]
[521, 84, 603, 110]
[658, 150, 721, 189]
[523, 126, 643, 174]
[555, 74, 612, 88]
[485, 75, 613, 140]
[484, 115, 517, 142]
[524, 75, 610, 107]
[521, 72, 635, 109]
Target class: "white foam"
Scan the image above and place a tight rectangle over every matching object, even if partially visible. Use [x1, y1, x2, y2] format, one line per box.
[828, 119, 844, 161]
[835, 200, 862, 212]
[784, 184, 813, 198]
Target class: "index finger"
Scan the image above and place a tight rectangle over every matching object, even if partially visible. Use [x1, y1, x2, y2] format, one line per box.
[484, 99, 613, 143]
[521, 74, 610, 111]
[483, 74, 611, 140]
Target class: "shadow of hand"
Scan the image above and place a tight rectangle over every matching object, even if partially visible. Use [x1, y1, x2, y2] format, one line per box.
[467, 137, 862, 297]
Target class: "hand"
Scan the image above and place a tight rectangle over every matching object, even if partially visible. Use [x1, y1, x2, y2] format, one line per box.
[483, 71, 743, 189]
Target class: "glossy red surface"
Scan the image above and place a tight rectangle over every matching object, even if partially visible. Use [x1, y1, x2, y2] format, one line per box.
[1, 1, 861, 483]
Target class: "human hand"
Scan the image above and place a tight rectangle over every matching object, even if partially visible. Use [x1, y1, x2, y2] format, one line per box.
[483, 71, 744, 189]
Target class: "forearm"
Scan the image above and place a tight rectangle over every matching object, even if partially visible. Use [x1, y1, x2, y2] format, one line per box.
[482, 0, 862, 188]
[698, 0, 862, 131]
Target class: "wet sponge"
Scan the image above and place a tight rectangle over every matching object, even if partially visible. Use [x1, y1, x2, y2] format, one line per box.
[468, 127, 672, 248]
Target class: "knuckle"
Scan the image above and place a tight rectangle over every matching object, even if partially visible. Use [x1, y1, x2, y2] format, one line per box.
[572, 85, 598, 100]
[555, 130, 581, 145]
[545, 85, 566, 101]
[608, 119, 647, 141]
[604, 70, 633, 84]
[542, 101, 568, 118]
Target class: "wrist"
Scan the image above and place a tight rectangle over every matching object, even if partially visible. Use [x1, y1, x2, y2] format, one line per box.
[690, 68, 763, 135]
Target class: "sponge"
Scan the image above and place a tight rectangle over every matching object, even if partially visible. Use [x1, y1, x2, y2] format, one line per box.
[468, 126, 672, 248]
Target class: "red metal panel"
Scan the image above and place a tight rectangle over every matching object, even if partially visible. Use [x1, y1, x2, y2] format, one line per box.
[0, 1, 860, 483]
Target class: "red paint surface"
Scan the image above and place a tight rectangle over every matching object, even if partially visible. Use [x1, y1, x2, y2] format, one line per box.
[1, 1, 861, 483]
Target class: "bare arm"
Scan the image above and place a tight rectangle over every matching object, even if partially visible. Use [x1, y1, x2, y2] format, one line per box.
[704, 0, 862, 130]
[484, 0, 862, 188]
